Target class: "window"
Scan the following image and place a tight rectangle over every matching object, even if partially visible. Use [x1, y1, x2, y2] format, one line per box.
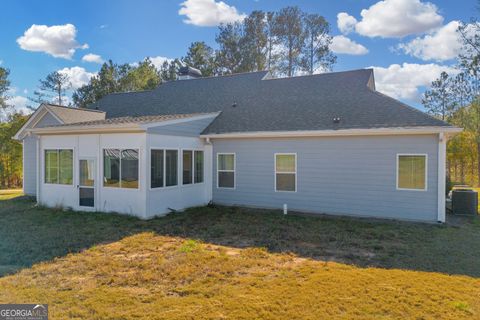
[151, 149, 202, 188]
[217, 153, 235, 188]
[103, 149, 139, 189]
[165, 150, 178, 187]
[121, 149, 139, 189]
[275, 154, 296, 192]
[151, 150, 164, 188]
[397, 154, 427, 190]
[151, 149, 178, 188]
[183, 150, 193, 185]
[44, 149, 73, 185]
[194, 151, 204, 183]
[103, 149, 120, 187]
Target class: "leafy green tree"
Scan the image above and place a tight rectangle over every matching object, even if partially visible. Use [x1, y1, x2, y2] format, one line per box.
[121, 58, 160, 92]
[159, 59, 180, 82]
[273, 6, 305, 77]
[300, 13, 336, 74]
[0, 113, 26, 188]
[215, 23, 244, 74]
[30, 71, 71, 106]
[422, 72, 456, 121]
[73, 59, 160, 108]
[0, 67, 11, 117]
[182, 42, 216, 77]
[265, 11, 280, 74]
[241, 11, 268, 72]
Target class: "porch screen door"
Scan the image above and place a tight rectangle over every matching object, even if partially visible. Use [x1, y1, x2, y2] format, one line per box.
[79, 159, 95, 207]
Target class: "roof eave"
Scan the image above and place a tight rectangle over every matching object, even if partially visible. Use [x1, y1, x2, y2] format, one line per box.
[200, 126, 463, 139]
[29, 124, 144, 135]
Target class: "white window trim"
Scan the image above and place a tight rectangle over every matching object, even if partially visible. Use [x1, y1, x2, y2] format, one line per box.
[102, 148, 140, 190]
[274, 153, 297, 193]
[217, 153, 236, 189]
[43, 148, 74, 186]
[181, 149, 194, 186]
[193, 150, 205, 185]
[149, 148, 180, 190]
[396, 153, 428, 192]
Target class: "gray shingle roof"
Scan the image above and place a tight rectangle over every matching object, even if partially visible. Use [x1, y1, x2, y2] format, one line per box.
[46, 104, 106, 123]
[88, 69, 451, 135]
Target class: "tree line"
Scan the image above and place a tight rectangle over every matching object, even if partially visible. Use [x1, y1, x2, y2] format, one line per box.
[422, 15, 480, 187]
[71, 6, 335, 108]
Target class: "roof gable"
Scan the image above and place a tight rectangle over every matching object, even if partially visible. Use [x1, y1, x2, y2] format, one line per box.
[13, 104, 106, 140]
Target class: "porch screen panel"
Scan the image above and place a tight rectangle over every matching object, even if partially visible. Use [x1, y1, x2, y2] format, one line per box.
[59, 150, 73, 185]
[104, 149, 120, 187]
[183, 150, 193, 185]
[194, 151, 204, 183]
[165, 150, 178, 187]
[151, 149, 164, 188]
[121, 149, 139, 189]
[45, 150, 58, 184]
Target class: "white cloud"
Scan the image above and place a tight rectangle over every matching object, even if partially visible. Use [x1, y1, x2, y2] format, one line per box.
[149, 56, 173, 70]
[337, 12, 357, 34]
[17, 24, 88, 59]
[7, 95, 31, 115]
[371, 63, 458, 102]
[0, 60, 2, 65]
[345, 0, 443, 38]
[330, 35, 368, 55]
[82, 53, 104, 64]
[398, 21, 465, 61]
[179, 0, 246, 27]
[58, 66, 95, 89]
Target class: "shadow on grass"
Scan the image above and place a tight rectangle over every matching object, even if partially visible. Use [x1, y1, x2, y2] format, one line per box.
[1, 196, 479, 278]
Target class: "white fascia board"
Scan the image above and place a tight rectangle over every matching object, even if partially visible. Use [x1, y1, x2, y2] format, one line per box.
[200, 126, 463, 139]
[29, 124, 144, 135]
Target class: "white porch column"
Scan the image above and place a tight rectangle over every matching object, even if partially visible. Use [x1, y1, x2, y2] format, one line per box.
[437, 132, 446, 223]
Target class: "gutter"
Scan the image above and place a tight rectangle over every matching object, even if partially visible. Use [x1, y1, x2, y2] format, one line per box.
[29, 124, 144, 135]
[200, 126, 463, 139]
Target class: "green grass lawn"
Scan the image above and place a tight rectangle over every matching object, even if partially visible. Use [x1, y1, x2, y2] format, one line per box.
[0, 192, 480, 319]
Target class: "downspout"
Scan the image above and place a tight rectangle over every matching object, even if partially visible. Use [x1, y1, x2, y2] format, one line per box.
[437, 132, 446, 223]
[36, 135, 41, 204]
[204, 137, 213, 205]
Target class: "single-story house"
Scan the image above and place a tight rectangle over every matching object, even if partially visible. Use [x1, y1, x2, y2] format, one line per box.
[13, 68, 461, 222]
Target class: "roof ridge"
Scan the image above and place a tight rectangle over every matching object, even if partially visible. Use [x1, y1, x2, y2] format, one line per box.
[261, 68, 372, 82]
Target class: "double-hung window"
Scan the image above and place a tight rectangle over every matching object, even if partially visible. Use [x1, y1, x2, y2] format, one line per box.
[181, 150, 204, 185]
[397, 154, 427, 191]
[151, 149, 179, 188]
[103, 149, 139, 189]
[44, 149, 73, 185]
[275, 153, 296, 192]
[217, 153, 235, 188]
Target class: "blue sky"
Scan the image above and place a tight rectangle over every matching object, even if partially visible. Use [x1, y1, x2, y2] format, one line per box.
[0, 0, 476, 113]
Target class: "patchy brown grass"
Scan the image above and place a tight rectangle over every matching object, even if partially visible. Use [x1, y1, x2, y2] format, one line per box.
[0, 232, 479, 320]
[1, 191, 480, 319]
